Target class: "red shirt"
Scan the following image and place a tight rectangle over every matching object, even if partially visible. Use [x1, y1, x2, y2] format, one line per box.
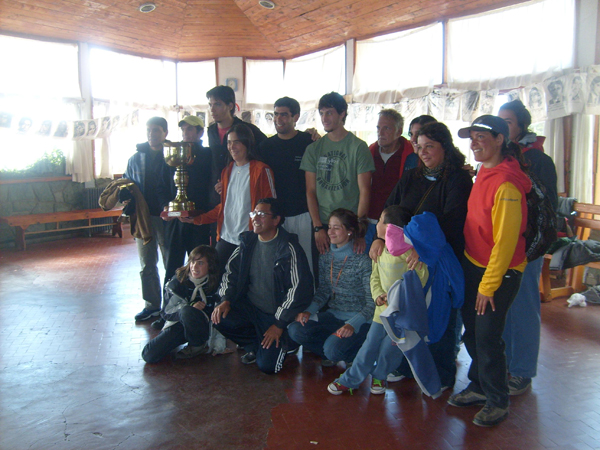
[368, 137, 414, 220]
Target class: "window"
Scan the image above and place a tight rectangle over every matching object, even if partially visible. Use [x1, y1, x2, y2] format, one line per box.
[90, 48, 176, 106]
[0, 35, 80, 172]
[353, 23, 444, 103]
[447, 0, 575, 90]
[283, 45, 345, 105]
[177, 60, 217, 106]
[245, 59, 283, 108]
[0, 35, 80, 98]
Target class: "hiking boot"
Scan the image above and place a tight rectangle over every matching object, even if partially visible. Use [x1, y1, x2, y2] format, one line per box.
[370, 378, 386, 395]
[508, 376, 532, 396]
[387, 370, 405, 382]
[473, 404, 509, 427]
[447, 387, 487, 407]
[151, 318, 165, 330]
[175, 343, 208, 360]
[327, 381, 354, 395]
[241, 351, 256, 365]
[135, 308, 161, 321]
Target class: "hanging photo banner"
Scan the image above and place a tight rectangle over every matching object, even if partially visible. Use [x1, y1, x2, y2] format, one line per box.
[0, 110, 140, 141]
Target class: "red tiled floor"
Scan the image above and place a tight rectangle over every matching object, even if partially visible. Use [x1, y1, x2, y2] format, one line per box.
[1, 235, 600, 449]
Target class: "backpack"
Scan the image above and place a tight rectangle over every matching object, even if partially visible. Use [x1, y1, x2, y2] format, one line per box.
[523, 172, 557, 261]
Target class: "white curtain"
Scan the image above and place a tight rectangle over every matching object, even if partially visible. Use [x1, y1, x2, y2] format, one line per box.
[245, 59, 284, 109]
[353, 23, 443, 103]
[90, 49, 178, 177]
[565, 115, 595, 202]
[543, 118, 566, 194]
[283, 45, 345, 109]
[67, 140, 94, 183]
[92, 103, 177, 177]
[177, 60, 217, 107]
[447, 0, 575, 90]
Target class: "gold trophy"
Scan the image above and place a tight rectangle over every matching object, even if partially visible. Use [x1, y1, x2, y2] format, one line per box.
[160, 141, 201, 218]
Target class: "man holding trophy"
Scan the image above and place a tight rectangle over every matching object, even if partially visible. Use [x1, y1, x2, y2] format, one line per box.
[150, 115, 213, 330]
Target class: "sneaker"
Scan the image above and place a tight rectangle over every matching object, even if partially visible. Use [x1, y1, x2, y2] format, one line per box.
[151, 318, 165, 330]
[473, 404, 509, 427]
[175, 343, 208, 359]
[321, 359, 336, 367]
[387, 370, 406, 383]
[241, 351, 256, 365]
[370, 378, 386, 395]
[327, 381, 353, 395]
[508, 376, 532, 396]
[135, 308, 161, 321]
[447, 387, 487, 407]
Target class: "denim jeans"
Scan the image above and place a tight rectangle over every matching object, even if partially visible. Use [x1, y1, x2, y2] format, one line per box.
[142, 306, 210, 363]
[136, 215, 166, 310]
[288, 311, 370, 363]
[503, 256, 544, 378]
[338, 322, 404, 388]
[461, 258, 523, 409]
[394, 307, 459, 388]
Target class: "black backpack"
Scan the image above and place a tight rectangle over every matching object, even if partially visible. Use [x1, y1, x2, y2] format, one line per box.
[523, 172, 557, 261]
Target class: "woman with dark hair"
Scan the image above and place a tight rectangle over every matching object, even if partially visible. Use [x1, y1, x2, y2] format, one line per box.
[408, 114, 438, 151]
[449, 115, 531, 427]
[142, 245, 222, 362]
[193, 123, 276, 271]
[498, 100, 557, 397]
[370, 121, 472, 390]
[288, 209, 373, 367]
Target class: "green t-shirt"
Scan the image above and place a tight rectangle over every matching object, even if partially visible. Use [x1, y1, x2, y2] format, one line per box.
[300, 132, 374, 224]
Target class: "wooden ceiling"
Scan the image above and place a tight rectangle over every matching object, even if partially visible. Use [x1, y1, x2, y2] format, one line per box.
[0, 0, 527, 61]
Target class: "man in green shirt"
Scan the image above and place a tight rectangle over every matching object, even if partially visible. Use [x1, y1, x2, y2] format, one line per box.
[300, 92, 374, 255]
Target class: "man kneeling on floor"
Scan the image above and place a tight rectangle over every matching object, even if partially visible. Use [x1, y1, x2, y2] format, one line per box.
[211, 198, 314, 374]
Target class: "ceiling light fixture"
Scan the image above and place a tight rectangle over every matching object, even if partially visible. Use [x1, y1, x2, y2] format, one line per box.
[258, 0, 275, 9]
[139, 2, 156, 13]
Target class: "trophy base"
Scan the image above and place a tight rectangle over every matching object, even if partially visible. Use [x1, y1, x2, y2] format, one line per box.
[160, 209, 202, 219]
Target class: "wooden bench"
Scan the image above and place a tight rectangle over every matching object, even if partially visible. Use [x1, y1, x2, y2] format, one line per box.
[540, 202, 600, 301]
[0, 208, 123, 250]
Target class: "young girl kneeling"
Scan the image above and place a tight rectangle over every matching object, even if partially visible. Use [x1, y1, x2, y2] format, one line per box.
[142, 245, 222, 363]
[327, 206, 428, 395]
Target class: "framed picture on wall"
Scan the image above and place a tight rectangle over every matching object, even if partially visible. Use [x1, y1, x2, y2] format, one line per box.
[226, 78, 238, 92]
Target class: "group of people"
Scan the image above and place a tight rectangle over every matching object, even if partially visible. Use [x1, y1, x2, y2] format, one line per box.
[117, 84, 557, 428]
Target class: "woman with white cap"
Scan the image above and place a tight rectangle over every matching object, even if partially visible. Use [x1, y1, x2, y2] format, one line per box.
[448, 115, 531, 427]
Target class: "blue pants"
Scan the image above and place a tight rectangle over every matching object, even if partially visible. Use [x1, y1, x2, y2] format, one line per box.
[503, 256, 543, 378]
[462, 259, 522, 409]
[142, 306, 210, 363]
[288, 311, 370, 363]
[338, 322, 404, 388]
[215, 300, 289, 374]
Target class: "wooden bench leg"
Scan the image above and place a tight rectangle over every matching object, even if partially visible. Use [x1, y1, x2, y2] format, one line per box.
[540, 256, 552, 302]
[15, 226, 26, 251]
[112, 218, 122, 238]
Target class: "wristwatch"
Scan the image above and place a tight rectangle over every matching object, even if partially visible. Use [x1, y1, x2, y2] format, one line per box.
[313, 225, 325, 233]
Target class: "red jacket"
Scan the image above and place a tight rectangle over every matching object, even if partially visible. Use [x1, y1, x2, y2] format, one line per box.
[464, 157, 531, 295]
[195, 160, 276, 241]
[368, 137, 415, 220]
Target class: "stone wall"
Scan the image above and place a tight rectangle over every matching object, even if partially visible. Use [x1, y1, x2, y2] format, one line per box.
[0, 178, 113, 248]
